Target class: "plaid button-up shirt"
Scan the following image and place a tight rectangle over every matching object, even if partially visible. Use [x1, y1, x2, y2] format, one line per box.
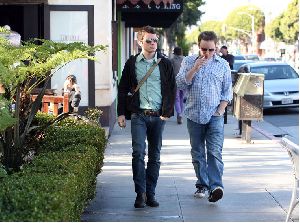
[176, 54, 232, 124]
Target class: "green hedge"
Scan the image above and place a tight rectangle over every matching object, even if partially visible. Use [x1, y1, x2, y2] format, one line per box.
[0, 115, 107, 221]
[39, 118, 106, 153]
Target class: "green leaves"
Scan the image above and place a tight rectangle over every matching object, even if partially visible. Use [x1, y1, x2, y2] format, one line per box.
[224, 5, 264, 42]
[0, 97, 16, 131]
[265, 0, 299, 43]
[164, 0, 205, 55]
[0, 27, 107, 170]
[0, 37, 107, 98]
[84, 108, 103, 125]
[0, 115, 106, 221]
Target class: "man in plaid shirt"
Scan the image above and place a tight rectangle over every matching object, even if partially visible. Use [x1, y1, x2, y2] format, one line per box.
[176, 31, 232, 203]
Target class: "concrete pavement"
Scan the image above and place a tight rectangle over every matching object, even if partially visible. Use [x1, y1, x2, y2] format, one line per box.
[81, 114, 299, 222]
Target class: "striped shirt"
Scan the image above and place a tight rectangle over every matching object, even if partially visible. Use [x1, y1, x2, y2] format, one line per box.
[176, 54, 232, 124]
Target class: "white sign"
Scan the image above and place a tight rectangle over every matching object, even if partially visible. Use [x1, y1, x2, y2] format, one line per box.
[50, 11, 89, 106]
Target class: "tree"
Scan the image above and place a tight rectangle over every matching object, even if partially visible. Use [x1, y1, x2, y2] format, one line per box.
[265, 0, 299, 44]
[185, 27, 200, 45]
[186, 20, 225, 48]
[199, 21, 223, 36]
[198, 20, 225, 43]
[265, 16, 284, 42]
[0, 27, 107, 170]
[223, 5, 265, 53]
[165, 0, 205, 56]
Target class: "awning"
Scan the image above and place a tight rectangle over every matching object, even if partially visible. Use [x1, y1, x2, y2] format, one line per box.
[0, 0, 46, 3]
[117, 0, 183, 28]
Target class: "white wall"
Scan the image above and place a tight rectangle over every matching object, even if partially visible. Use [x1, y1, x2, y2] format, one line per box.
[48, 0, 116, 107]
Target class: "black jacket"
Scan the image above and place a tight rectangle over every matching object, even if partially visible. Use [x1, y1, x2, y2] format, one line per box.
[117, 53, 176, 118]
[221, 53, 234, 70]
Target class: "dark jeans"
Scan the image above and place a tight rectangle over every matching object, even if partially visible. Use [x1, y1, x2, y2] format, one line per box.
[69, 91, 81, 112]
[130, 112, 166, 196]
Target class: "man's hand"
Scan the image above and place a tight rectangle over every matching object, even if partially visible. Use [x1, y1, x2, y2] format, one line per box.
[118, 115, 126, 128]
[193, 56, 207, 71]
[214, 101, 228, 116]
[213, 110, 224, 116]
[160, 116, 169, 121]
[186, 56, 207, 82]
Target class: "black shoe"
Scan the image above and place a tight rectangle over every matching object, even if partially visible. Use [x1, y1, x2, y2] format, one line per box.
[134, 193, 146, 208]
[146, 195, 159, 207]
[208, 187, 223, 202]
[177, 116, 183, 124]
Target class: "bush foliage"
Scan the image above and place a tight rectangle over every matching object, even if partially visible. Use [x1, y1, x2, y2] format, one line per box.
[0, 115, 107, 221]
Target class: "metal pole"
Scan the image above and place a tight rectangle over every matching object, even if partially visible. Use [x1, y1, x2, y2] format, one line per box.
[238, 12, 255, 53]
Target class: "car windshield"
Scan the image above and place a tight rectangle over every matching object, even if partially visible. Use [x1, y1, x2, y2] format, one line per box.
[233, 62, 244, 70]
[245, 55, 259, 60]
[251, 65, 299, 80]
[234, 55, 245, 60]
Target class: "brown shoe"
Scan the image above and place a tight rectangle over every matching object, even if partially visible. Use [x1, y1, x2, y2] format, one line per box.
[177, 116, 183, 124]
[134, 193, 146, 208]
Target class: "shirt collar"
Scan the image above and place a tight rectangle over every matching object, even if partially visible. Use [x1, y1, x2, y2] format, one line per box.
[213, 53, 222, 62]
[136, 52, 158, 62]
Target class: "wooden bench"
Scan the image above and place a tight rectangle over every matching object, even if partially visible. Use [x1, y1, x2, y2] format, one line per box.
[31, 93, 69, 116]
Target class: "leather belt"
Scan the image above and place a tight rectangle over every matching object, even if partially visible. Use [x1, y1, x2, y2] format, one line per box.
[140, 109, 161, 117]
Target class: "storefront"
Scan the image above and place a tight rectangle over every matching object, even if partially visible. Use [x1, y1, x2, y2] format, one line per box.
[0, 0, 183, 134]
[0, 0, 118, 133]
[115, 0, 183, 84]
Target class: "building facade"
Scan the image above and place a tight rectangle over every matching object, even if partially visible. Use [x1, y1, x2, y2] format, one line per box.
[0, 0, 182, 134]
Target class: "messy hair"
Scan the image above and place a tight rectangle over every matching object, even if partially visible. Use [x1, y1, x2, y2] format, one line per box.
[67, 74, 77, 84]
[137, 25, 157, 42]
[198, 31, 218, 44]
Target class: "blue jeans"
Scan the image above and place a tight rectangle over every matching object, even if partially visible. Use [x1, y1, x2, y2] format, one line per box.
[187, 116, 224, 191]
[131, 113, 166, 196]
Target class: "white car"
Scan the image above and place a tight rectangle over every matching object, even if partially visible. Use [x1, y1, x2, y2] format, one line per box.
[237, 62, 299, 109]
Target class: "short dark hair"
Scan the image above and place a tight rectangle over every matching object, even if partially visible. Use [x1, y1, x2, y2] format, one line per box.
[137, 25, 157, 42]
[221, 45, 228, 50]
[198, 31, 218, 44]
[173, 47, 182, 55]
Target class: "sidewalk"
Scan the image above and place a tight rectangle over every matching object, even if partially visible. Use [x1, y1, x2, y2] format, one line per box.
[81, 115, 299, 222]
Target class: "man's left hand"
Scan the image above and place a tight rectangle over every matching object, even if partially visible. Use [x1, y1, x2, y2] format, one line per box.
[160, 116, 169, 121]
[214, 110, 225, 116]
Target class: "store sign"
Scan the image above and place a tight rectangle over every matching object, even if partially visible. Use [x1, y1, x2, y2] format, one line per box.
[50, 11, 88, 106]
[117, 0, 182, 11]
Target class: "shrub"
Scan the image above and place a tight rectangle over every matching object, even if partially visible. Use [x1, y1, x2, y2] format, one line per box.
[38, 117, 106, 154]
[0, 164, 7, 179]
[0, 115, 107, 221]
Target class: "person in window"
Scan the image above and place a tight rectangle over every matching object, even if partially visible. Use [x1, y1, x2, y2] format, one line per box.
[64, 74, 81, 113]
[176, 31, 232, 203]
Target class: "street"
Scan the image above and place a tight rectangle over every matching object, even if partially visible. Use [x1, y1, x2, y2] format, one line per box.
[261, 108, 299, 144]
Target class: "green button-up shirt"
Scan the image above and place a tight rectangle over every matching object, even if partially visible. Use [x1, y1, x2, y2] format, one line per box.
[135, 53, 162, 110]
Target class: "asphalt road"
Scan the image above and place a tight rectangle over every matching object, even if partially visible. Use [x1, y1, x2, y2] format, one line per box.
[263, 107, 299, 144]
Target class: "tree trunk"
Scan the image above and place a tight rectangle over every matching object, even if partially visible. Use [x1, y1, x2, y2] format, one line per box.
[2, 127, 22, 170]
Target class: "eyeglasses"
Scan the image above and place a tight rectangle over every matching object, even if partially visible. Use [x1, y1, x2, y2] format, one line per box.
[201, 48, 215, 52]
[144, 38, 159, 44]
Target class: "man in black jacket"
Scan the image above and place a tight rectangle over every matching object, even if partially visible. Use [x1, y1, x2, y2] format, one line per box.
[117, 26, 176, 208]
[220, 45, 234, 70]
